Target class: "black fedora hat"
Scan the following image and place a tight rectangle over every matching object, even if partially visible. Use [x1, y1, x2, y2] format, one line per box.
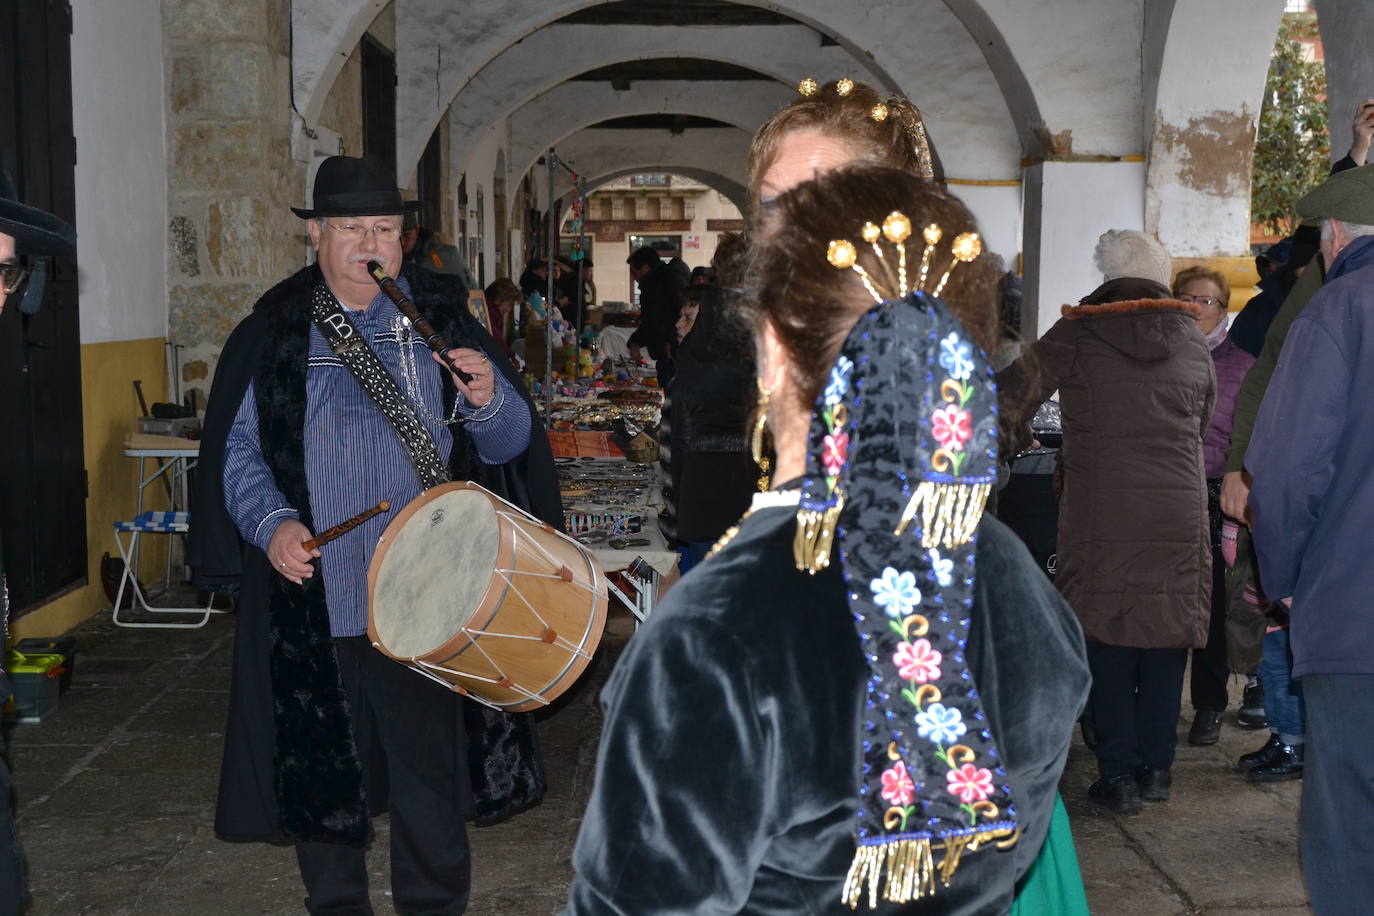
[291, 155, 422, 219]
[0, 160, 75, 256]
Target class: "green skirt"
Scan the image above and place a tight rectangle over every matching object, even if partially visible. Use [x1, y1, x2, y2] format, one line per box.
[1009, 793, 1089, 916]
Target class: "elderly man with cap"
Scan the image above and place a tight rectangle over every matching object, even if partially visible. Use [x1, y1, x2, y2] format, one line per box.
[0, 161, 76, 913]
[189, 155, 560, 914]
[1246, 163, 1374, 913]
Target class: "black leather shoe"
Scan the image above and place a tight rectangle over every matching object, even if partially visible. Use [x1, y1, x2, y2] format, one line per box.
[1188, 709, 1224, 746]
[1236, 679, 1267, 729]
[1237, 734, 1284, 772]
[1136, 767, 1172, 802]
[1088, 775, 1143, 814]
[1246, 742, 1304, 782]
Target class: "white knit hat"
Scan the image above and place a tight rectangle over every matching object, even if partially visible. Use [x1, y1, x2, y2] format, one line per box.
[1094, 229, 1172, 286]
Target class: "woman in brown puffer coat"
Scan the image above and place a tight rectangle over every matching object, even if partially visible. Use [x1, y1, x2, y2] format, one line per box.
[999, 268, 1215, 815]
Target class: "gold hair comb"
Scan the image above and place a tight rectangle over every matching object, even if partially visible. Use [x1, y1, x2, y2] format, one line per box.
[826, 212, 981, 303]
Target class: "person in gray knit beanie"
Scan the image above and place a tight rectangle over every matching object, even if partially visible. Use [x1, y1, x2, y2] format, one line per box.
[1094, 229, 1172, 286]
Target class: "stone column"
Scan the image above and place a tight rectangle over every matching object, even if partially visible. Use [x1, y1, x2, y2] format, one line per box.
[163, 0, 301, 404]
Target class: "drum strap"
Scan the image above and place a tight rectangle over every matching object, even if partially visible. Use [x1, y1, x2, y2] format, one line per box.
[310, 282, 451, 489]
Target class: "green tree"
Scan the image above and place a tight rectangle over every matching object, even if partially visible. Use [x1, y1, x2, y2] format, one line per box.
[1251, 13, 1329, 237]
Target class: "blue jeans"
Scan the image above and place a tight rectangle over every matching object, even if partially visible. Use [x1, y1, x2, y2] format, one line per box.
[676, 541, 711, 575]
[1259, 628, 1305, 744]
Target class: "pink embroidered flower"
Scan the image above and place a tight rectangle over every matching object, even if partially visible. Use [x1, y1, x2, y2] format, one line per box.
[894, 639, 942, 683]
[946, 763, 994, 804]
[822, 429, 850, 477]
[931, 405, 972, 451]
[881, 760, 916, 806]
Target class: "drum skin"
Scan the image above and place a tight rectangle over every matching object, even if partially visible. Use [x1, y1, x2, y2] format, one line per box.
[367, 482, 608, 712]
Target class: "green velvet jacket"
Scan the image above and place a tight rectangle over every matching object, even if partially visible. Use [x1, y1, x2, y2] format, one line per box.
[565, 505, 1090, 915]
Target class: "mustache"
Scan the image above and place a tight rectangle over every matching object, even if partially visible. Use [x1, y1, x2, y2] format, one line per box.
[349, 253, 387, 267]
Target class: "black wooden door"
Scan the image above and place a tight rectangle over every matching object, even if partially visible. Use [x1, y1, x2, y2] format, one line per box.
[361, 34, 396, 179]
[0, 0, 87, 615]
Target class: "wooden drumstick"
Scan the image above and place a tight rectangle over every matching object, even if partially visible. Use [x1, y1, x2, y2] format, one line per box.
[302, 501, 391, 551]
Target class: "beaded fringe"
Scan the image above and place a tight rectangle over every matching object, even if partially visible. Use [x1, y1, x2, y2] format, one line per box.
[841, 828, 1019, 910]
[893, 481, 992, 548]
[793, 494, 845, 574]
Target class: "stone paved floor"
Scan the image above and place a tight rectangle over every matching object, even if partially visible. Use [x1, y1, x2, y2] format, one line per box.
[9, 605, 1309, 914]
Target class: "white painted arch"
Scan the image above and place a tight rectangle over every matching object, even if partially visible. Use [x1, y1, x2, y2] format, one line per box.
[387, 2, 1024, 180]
[435, 24, 880, 186]
[508, 80, 795, 186]
[293, 1, 1042, 181]
[292, 0, 387, 124]
[547, 127, 753, 205]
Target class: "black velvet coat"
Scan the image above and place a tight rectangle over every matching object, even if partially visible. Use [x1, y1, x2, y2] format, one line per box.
[189, 263, 562, 844]
[564, 506, 1089, 915]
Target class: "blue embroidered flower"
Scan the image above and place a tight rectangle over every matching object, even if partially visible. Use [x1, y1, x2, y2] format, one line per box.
[939, 333, 974, 381]
[824, 355, 854, 406]
[871, 567, 921, 619]
[929, 549, 953, 587]
[916, 703, 967, 745]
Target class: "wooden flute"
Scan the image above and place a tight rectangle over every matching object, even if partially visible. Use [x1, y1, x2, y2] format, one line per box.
[366, 260, 475, 384]
[302, 500, 391, 551]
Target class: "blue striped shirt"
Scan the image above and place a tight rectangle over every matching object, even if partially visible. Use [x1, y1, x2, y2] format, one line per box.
[223, 280, 531, 637]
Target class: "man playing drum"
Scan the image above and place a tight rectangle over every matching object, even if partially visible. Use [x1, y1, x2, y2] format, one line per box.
[190, 155, 561, 914]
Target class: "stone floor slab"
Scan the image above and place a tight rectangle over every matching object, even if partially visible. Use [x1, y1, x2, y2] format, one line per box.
[4, 606, 1315, 913]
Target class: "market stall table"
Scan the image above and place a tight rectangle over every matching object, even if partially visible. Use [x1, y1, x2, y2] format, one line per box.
[557, 456, 678, 623]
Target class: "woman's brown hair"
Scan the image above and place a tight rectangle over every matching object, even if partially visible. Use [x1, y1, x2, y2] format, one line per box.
[744, 164, 1036, 454]
[484, 277, 522, 310]
[1171, 264, 1231, 308]
[747, 80, 934, 211]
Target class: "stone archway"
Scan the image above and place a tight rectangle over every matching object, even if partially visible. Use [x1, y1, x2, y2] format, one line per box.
[508, 80, 794, 182]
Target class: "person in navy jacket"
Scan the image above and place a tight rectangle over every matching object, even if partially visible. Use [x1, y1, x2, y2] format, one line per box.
[1248, 162, 1374, 915]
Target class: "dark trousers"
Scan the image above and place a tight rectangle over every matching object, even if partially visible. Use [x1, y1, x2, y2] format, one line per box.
[1190, 546, 1230, 711]
[0, 696, 24, 912]
[295, 637, 471, 915]
[1086, 642, 1188, 779]
[1301, 674, 1374, 915]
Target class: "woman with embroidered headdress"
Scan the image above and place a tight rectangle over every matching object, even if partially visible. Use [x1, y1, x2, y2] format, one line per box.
[563, 166, 1089, 914]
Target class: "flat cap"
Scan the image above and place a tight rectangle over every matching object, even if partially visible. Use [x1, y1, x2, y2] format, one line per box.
[1296, 163, 1374, 225]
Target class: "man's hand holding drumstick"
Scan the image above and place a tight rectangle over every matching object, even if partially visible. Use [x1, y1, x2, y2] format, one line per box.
[267, 500, 391, 584]
[269, 520, 320, 585]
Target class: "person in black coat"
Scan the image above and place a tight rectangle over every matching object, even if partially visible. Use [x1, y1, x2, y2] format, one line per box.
[626, 246, 684, 388]
[188, 157, 560, 914]
[669, 265, 756, 567]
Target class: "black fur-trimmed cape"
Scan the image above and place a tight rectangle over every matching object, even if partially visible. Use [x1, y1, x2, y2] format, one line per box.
[189, 263, 561, 844]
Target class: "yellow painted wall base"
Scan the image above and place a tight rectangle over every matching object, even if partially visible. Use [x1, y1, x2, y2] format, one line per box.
[10, 337, 170, 642]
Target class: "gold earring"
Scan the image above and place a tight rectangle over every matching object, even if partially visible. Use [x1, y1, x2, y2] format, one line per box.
[750, 384, 771, 467]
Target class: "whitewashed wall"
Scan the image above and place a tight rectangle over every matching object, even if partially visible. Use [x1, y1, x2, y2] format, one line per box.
[71, 0, 169, 344]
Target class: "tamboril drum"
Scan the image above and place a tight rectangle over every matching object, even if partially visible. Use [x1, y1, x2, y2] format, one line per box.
[367, 481, 608, 712]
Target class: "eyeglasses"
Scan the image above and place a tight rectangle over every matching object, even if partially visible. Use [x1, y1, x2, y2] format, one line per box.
[0, 263, 28, 295]
[322, 221, 401, 243]
[1177, 293, 1223, 308]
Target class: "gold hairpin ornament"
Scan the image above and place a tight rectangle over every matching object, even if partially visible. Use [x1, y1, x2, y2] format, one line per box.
[933, 232, 982, 297]
[918, 223, 942, 290]
[836, 77, 854, 96]
[871, 103, 889, 122]
[827, 212, 981, 304]
[799, 77, 819, 96]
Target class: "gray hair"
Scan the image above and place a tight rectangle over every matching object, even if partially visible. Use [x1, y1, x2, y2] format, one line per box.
[1321, 218, 1374, 243]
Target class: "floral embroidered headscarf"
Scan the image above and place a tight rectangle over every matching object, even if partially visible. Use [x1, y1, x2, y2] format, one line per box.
[796, 291, 1017, 908]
